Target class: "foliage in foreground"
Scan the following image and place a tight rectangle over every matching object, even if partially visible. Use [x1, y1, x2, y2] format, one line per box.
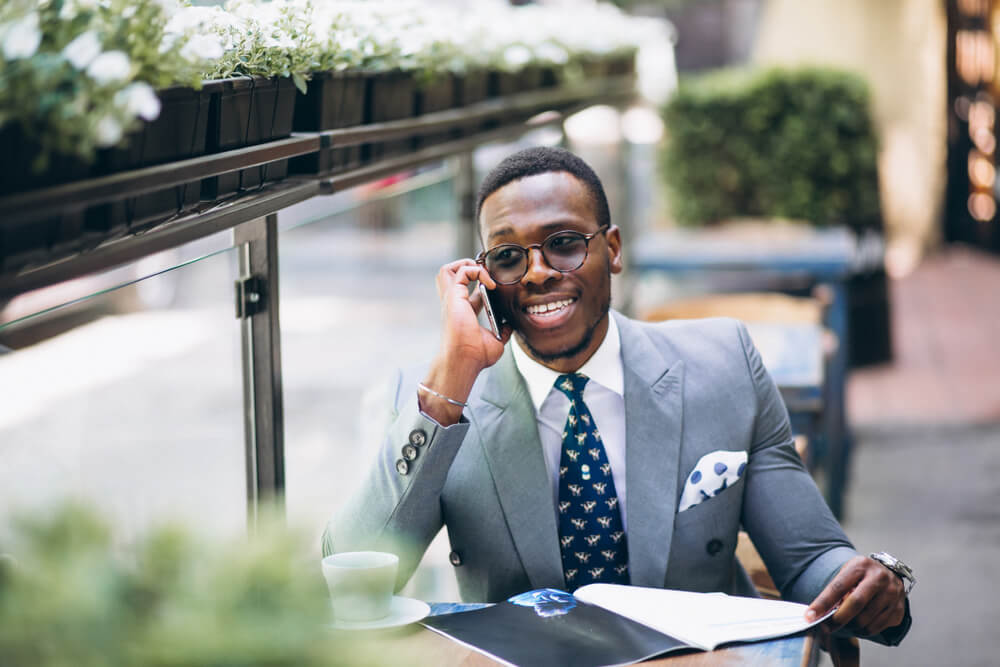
[0, 504, 380, 667]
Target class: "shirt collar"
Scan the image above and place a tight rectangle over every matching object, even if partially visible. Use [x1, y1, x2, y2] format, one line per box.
[511, 314, 624, 413]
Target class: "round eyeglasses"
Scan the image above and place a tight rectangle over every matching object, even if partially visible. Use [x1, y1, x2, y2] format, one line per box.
[476, 225, 610, 285]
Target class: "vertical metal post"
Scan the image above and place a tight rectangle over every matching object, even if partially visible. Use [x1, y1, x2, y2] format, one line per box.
[455, 152, 479, 257]
[234, 214, 285, 529]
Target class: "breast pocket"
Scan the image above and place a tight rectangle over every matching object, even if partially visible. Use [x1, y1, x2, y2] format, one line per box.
[665, 476, 744, 592]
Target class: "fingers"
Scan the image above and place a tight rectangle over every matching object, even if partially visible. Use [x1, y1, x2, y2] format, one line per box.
[864, 596, 906, 635]
[808, 556, 908, 637]
[469, 282, 483, 313]
[806, 557, 865, 621]
[847, 570, 905, 635]
[438, 259, 494, 290]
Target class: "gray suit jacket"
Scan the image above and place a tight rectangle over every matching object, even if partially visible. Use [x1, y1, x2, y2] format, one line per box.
[325, 312, 861, 605]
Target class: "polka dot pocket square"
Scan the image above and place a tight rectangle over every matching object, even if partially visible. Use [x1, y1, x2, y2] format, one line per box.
[678, 450, 748, 513]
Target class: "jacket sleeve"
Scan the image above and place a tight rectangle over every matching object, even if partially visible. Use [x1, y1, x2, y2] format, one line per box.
[734, 322, 911, 645]
[321, 367, 470, 592]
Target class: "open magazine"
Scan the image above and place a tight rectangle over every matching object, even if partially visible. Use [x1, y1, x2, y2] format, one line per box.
[421, 584, 834, 667]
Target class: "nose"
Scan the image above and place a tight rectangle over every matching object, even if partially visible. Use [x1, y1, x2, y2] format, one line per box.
[521, 245, 560, 287]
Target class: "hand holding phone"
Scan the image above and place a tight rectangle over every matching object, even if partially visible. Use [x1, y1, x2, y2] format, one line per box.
[477, 282, 505, 341]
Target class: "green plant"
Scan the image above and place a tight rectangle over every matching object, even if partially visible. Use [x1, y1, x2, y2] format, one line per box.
[660, 67, 882, 229]
[186, 0, 315, 91]
[0, 503, 377, 667]
[0, 0, 221, 171]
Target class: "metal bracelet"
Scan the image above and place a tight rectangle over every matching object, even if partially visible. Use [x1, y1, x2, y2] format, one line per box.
[417, 382, 468, 408]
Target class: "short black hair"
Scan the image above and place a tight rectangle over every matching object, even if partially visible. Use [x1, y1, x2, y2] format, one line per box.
[475, 146, 611, 233]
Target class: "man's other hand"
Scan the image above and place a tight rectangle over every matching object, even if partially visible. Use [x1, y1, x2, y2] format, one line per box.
[805, 555, 906, 637]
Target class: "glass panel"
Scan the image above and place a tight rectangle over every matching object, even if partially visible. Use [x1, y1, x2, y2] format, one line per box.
[280, 172, 461, 600]
[0, 245, 245, 548]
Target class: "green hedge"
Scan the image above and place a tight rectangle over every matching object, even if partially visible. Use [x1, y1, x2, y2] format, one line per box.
[660, 67, 881, 229]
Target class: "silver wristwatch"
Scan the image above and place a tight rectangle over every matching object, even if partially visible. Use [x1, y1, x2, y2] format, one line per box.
[869, 552, 915, 595]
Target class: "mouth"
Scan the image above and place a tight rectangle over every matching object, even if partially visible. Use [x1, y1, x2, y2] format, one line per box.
[523, 297, 577, 317]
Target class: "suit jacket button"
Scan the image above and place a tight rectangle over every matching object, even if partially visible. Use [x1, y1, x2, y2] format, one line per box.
[706, 538, 723, 556]
[402, 444, 419, 461]
[409, 429, 427, 447]
[395, 459, 409, 476]
[449, 551, 462, 566]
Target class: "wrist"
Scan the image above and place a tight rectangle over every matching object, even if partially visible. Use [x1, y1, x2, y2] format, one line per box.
[868, 552, 915, 595]
[419, 362, 478, 426]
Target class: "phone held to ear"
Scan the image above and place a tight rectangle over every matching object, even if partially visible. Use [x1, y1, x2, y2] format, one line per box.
[477, 282, 506, 341]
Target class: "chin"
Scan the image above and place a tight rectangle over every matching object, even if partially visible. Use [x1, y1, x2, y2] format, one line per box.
[518, 325, 598, 366]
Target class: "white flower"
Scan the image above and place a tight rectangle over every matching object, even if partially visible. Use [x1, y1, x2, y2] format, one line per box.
[502, 45, 532, 70]
[59, 0, 98, 21]
[535, 42, 569, 66]
[2, 12, 41, 60]
[86, 51, 132, 85]
[62, 31, 103, 69]
[179, 33, 224, 62]
[94, 115, 124, 146]
[153, 0, 182, 19]
[115, 82, 161, 122]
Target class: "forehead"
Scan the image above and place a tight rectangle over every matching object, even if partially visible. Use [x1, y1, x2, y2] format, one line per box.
[480, 171, 598, 243]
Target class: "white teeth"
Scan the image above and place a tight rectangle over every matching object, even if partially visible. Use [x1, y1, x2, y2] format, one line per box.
[526, 298, 574, 315]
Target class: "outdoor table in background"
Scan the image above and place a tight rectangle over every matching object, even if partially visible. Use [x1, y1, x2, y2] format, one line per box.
[630, 224, 860, 518]
[746, 321, 825, 468]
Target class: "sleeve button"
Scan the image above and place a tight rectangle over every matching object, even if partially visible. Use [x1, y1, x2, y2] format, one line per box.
[402, 444, 419, 461]
[395, 459, 410, 476]
[409, 429, 427, 447]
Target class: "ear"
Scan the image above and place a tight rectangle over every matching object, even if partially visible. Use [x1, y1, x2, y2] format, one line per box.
[606, 225, 624, 275]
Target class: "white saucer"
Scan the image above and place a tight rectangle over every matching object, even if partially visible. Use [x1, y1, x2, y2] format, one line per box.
[329, 596, 430, 631]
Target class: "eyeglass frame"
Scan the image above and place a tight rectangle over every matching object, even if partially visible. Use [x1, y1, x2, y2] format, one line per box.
[475, 224, 611, 285]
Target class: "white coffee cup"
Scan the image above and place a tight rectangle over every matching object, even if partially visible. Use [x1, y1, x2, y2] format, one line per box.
[321, 551, 399, 622]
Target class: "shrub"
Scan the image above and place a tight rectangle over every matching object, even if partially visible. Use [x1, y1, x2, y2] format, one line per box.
[0, 503, 375, 667]
[660, 67, 882, 230]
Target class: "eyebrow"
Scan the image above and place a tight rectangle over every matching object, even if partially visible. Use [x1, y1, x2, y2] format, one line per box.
[487, 220, 584, 243]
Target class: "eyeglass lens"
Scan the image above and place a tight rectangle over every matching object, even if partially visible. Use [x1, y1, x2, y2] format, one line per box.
[484, 232, 590, 284]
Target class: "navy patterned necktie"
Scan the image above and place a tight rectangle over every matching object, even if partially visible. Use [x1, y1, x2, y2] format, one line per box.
[554, 373, 629, 590]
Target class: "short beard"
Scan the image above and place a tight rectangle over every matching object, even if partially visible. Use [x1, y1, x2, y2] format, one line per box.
[516, 297, 611, 366]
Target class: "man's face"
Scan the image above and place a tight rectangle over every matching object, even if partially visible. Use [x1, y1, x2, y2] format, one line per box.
[479, 171, 623, 373]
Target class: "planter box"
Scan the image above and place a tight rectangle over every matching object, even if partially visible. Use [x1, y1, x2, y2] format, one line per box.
[362, 70, 415, 163]
[412, 73, 455, 149]
[201, 76, 297, 201]
[606, 53, 636, 78]
[0, 126, 92, 272]
[486, 66, 545, 126]
[453, 69, 489, 137]
[290, 70, 366, 176]
[0, 127, 92, 196]
[89, 84, 216, 237]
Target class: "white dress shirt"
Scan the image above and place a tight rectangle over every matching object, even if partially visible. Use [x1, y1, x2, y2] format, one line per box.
[511, 316, 629, 530]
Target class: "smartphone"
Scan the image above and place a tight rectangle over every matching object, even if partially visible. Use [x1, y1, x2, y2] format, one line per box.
[478, 282, 506, 341]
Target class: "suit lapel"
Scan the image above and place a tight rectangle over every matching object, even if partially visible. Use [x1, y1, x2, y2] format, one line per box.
[615, 312, 685, 588]
[472, 347, 564, 589]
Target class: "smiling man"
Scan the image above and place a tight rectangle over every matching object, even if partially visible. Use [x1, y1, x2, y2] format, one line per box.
[324, 147, 911, 646]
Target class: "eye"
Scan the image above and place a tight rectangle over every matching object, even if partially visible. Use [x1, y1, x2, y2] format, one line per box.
[547, 233, 584, 252]
[490, 246, 523, 267]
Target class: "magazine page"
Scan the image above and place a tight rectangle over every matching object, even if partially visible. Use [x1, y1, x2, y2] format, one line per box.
[421, 589, 692, 667]
[574, 583, 834, 651]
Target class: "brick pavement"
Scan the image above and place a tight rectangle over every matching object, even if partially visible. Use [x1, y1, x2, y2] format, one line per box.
[842, 245, 1000, 666]
[847, 246, 1000, 425]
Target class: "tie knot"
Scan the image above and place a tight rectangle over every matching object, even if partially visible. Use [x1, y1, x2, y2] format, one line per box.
[555, 373, 589, 399]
